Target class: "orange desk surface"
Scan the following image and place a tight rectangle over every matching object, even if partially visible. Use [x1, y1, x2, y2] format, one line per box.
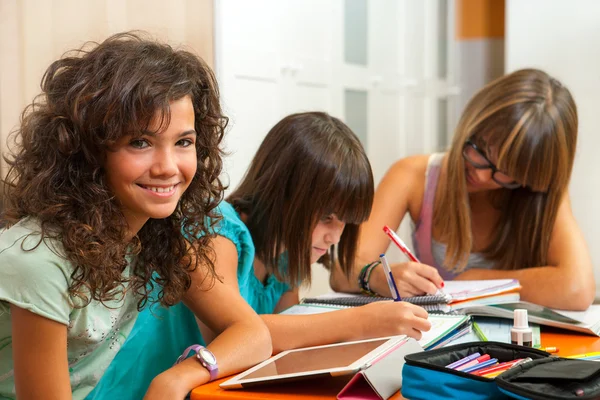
[190, 329, 600, 400]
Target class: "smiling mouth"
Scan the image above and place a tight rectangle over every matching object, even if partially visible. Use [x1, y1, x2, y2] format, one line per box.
[137, 184, 178, 193]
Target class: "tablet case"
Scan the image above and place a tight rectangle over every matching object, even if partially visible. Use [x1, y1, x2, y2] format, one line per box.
[337, 337, 423, 400]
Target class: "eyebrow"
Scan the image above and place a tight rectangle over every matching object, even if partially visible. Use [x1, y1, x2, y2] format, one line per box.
[141, 129, 197, 138]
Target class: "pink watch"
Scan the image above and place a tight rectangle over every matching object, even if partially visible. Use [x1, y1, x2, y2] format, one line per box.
[175, 344, 219, 381]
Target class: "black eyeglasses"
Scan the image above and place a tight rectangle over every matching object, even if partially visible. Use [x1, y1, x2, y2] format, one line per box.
[462, 140, 521, 189]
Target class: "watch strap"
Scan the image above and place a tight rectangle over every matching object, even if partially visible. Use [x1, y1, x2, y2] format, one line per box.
[174, 344, 219, 381]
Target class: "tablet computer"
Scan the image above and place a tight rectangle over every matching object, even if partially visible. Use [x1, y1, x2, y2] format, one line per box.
[220, 336, 409, 389]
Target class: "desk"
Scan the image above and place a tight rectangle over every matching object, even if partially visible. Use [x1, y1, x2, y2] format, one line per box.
[190, 329, 600, 400]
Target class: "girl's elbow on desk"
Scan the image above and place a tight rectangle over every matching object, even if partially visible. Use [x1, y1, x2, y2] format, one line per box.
[234, 317, 273, 360]
[520, 276, 595, 311]
[557, 280, 595, 311]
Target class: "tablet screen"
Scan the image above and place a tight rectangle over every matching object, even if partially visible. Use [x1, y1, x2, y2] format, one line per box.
[243, 338, 389, 379]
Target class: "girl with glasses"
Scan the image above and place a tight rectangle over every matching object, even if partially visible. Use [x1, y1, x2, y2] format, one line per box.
[331, 68, 594, 311]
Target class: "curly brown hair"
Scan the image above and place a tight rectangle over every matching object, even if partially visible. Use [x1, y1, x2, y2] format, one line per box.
[2, 31, 226, 309]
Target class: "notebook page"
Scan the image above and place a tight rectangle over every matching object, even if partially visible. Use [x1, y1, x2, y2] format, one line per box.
[281, 303, 467, 350]
[418, 314, 470, 349]
[549, 304, 600, 324]
[280, 303, 346, 315]
[444, 279, 521, 301]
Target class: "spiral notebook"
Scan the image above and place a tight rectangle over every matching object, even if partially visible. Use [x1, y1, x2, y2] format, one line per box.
[302, 279, 521, 312]
[280, 303, 471, 350]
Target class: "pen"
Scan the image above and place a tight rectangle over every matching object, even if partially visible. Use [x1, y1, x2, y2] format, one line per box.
[379, 254, 401, 301]
[383, 225, 419, 262]
[383, 225, 446, 295]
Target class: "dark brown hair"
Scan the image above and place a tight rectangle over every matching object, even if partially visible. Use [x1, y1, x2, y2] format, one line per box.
[2, 31, 226, 309]
[228, 112, 374, 286]
[435, 68, 577, 271]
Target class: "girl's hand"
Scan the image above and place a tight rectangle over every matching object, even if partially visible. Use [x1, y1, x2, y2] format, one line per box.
[356, 301, 431, 340]
[370, 261, 444, 298]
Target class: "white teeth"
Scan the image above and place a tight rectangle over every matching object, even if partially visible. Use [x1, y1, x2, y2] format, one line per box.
[143, 185, 175, 193]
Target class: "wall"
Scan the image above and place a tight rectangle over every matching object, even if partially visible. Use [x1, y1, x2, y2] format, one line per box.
[455, 0, 505, 119]
[0, 0, 214, 178]
[506, 0, 600, 295]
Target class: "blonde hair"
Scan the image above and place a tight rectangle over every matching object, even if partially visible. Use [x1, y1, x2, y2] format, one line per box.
[435, 69, 577, 271]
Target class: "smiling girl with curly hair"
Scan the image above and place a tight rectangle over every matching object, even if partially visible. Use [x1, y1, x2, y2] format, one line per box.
[0, 32, 270, 400]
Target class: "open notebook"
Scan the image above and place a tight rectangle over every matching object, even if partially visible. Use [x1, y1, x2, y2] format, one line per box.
[302, 279, 521, 312]
[280, 303, 471, 350]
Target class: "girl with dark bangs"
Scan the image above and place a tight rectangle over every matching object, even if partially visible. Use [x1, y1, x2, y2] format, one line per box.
[332, 68, 594, 311]
[186, 112, 431, 354]
[0, 32, 271, 400]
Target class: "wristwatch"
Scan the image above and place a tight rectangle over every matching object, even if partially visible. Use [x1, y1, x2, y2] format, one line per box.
[175, 344, 219, 381]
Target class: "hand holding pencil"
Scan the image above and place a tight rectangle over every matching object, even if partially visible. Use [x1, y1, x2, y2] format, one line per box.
[376, 225, 445, 298]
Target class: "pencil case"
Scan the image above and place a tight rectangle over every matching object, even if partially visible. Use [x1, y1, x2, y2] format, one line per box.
[401, 341, 550, 400]
[495, 356, 600, 399]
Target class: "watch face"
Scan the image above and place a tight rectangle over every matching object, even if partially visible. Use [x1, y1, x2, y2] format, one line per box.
[198, 348, 217, 365]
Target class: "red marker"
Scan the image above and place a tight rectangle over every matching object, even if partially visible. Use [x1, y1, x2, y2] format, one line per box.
[383, 225, 446, 291]
[455, 354, 491, 371]
[472, 358, 525, 376]
[383, 225, 419, 262]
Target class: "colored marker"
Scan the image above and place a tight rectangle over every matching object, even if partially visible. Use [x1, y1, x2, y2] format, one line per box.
[473, 359, 523, 376]
[462, 358, 498, 373]
[383, 225, 447, 296]
[481, 357, 534, 378]
[482, 370, 506, 379]
[383, 225, 420, 262]
[455, 354, 491, 371]
[445, 352, 481, 369]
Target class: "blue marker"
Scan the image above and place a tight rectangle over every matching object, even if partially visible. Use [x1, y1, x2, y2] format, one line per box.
[379, 253, 401, 301]
[462, 358, 499, 374]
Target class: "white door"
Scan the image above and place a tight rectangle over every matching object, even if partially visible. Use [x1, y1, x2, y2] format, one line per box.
[215, 0, 336, 191]
[215, 0, 460, 297]
[215, 0, 287, 190]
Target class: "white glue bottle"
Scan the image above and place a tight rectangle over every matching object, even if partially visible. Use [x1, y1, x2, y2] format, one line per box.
[511, 309, 533, 347]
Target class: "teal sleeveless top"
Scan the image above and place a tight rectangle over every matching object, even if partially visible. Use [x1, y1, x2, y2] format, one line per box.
[213, 201, 291, 313]
[86, 201, 290, 399]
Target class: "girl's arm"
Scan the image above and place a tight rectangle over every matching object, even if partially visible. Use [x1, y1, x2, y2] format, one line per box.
[264, 293, 431, 354]
[146, 237, 272, 398]
[330, 156, 444, 297]
[11, 305, 71, 400]
[197, 237, 431, 355]
[455, 194, 595, 311]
